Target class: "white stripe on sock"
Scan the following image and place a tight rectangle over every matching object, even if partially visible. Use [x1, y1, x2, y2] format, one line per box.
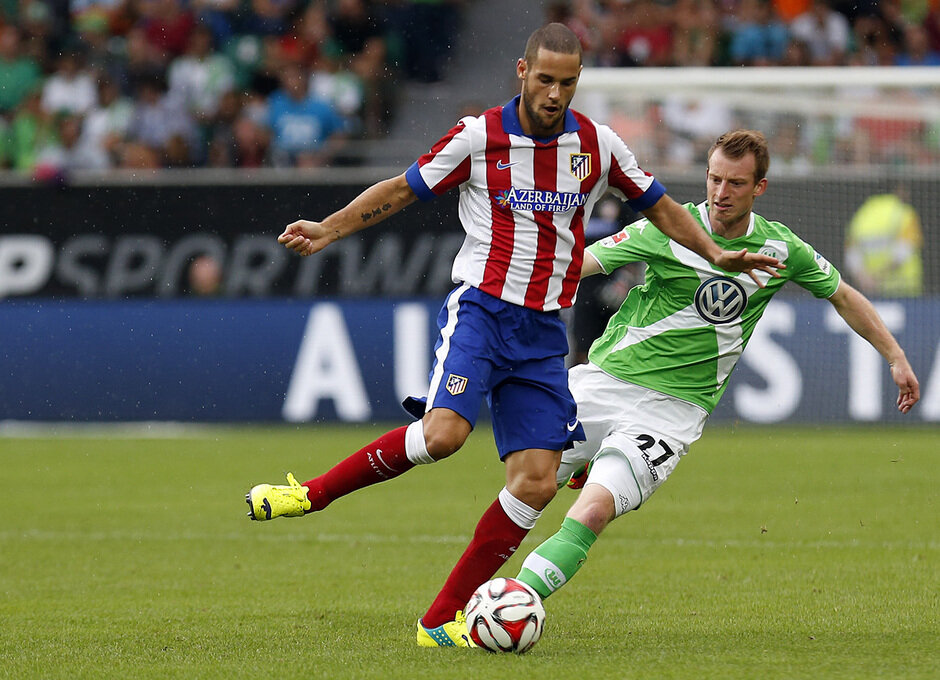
[520, 552, 566, 593]
[405, 420, 435, 465]
[498, 487, 542, 530]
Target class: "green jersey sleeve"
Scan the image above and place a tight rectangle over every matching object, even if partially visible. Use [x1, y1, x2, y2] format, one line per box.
[586, 215, 673, 274]
[770, 222, 841, 298]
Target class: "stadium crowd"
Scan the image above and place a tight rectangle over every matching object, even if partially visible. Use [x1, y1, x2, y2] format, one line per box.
[0, 0, 938, 174]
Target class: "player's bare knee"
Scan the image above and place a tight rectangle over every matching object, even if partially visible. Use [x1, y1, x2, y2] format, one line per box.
[508, 475, 557, 510]
[421, 425, 467, 459]
[421, 410, 471, 459]
[569, 485, 616, 534]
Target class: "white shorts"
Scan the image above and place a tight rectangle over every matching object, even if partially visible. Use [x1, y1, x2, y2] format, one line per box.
[558, 362, 709, 516]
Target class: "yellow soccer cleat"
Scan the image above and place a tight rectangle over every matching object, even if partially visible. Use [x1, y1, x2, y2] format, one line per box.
[246, 473, 312, 521]
[416, 610, 476, 648]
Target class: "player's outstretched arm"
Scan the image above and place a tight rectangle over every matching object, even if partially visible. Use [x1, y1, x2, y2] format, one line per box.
[640, 195, 782, 287]
[828, 281, 920, 413]
[278, 173, 418, 256]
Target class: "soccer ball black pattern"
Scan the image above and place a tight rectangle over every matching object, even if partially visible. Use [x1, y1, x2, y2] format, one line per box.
[464, 577, 546, 653]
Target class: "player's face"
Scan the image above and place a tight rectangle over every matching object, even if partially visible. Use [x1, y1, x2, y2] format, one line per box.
[517, 48, 582, 137]
[706, 148, 767, 238]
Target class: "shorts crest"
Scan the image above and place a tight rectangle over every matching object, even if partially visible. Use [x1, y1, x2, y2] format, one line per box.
[445, 374, 469, 396]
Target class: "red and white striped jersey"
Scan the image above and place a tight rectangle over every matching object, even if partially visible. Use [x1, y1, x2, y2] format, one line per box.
[405, 95, 665, 311]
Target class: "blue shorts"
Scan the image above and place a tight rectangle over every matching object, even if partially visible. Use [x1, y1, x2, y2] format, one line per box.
[402, 284, 585, 459]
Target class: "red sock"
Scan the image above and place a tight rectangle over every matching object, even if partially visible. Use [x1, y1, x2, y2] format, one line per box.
[421, 497, 529, 627]
[303, 426, 413, 511]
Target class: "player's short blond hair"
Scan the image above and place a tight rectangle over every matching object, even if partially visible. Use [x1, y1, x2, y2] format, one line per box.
[708, 130, 770, 183]
[524, 22, 582, 66]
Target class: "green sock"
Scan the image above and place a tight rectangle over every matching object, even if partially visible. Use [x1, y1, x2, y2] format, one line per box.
[516, 517, 597, 599]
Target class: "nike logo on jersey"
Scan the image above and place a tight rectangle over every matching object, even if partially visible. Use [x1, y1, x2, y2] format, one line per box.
[496, 160, 518, 170]
[567, 419, 580, 432]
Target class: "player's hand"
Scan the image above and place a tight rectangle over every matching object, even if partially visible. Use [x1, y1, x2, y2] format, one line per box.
[891, 358, 920, 413]
[278, 220, 336, 256]
[714, 248, 784, 289]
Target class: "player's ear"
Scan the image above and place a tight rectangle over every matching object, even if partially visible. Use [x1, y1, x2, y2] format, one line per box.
[517, 58, 527, 80]
[753, 178, 768, 197]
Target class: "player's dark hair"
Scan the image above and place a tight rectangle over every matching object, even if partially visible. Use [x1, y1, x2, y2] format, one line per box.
[524, 22, 582, 65]
[708, 129, 770, 182]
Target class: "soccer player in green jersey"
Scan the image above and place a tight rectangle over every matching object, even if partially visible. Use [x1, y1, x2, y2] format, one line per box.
[515, 129, 921, 601]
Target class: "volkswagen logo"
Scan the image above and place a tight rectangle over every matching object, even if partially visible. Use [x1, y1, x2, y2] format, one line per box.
[694, 276, 747, 324]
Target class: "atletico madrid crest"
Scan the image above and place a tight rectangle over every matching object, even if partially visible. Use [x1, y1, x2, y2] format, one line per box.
[445, 374, 468, 396]
[569, 153, 591, 181]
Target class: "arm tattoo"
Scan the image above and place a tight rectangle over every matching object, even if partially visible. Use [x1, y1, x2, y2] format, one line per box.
[360, 202, 394, 223]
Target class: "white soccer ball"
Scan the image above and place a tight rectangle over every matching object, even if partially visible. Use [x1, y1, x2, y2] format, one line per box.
[464, 577, 545, 653]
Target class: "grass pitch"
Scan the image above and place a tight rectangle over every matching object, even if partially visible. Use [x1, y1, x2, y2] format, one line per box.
[1, 424, 937, 679]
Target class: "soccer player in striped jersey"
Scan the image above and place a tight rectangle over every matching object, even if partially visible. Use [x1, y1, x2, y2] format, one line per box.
[246, 25, 779, 646]
[515, 129, 920, 605]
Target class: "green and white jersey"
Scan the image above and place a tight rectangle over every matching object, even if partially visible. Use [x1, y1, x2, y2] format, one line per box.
[585, 201, 841, 413]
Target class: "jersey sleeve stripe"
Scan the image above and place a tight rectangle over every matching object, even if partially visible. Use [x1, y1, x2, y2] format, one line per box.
[627, 178, 667, 212]
[412, 121, 472, 197]
[405, 162, 435, 202]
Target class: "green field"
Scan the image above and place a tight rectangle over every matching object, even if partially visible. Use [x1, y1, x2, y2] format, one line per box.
[1, 424, 937, 679]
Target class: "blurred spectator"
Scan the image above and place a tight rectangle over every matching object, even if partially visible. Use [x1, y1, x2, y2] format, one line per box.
[0, 116, 8, 167]
[126, 72, 199, 166]
[845, 191, 924, 297]
[205, 88, 239, 166]
[192, 0, 241, 45]
[789, 0, 851, 65]
[611, 0, 673, 66]
[40, 48, 98, 115]
[232, 110, 270, 167]
[671, 0, 720, 66]
[768, 115, 812, 173]
[187, 254, 223, 295]
[77, 75, 133, 168]
[662, 96, 734, 162]
[242, 0, 299, 36]
[275, 0, 333, 66]
[168, 23, 236, 121]
[265, 61, 346, 167]
[851, 3, 904, 66]
[773, 0, 810, 22]
[34, 112, 110, 171]
[780, 36, 813, 64]
[728, 0, 790, 66]
[926, 1, 940, 53]
[136, 0, 196, 59]
[895, 24, 940, 65]
[0, 24, 42, 115]
[7, 89, 57, 171]
[273, 1, 365, 134]
[204, 88, 271, 168]
[544, 0, 604, 65]
[119, 25, 167, 95]
[326, 0, 389, 136]
[117, 140, 161, 168]
[393, 0, 461, 83]
[70, 0, 131, 36]
[18, 0, 61, 67]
